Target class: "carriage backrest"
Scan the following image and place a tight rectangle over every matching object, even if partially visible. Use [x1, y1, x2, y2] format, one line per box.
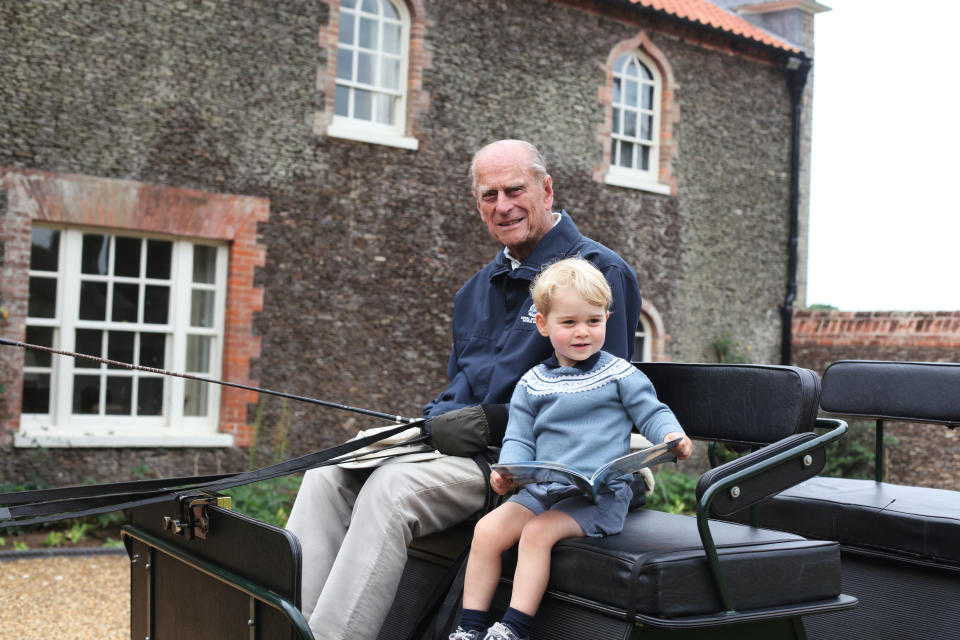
[634, 362, 821, 447]
[821, 360, 960, 425]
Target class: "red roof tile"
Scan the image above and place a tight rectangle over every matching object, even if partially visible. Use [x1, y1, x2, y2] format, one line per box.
[627, 0, 799, 52]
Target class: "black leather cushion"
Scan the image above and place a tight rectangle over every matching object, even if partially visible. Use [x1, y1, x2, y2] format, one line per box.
[635, 363, 821, 446]
[500, 509, 841, 619]
[821, 360, 960, 425]
[732, 477, 960, 567]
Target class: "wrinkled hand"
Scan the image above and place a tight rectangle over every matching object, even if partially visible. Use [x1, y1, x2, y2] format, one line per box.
[489, 469, 517, 495]
[665, 432, 693, 460]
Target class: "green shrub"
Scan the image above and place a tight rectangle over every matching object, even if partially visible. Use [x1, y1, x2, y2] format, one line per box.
[223, 475, 302, 528]
[821, 418, 897, 480]
[645, 467, 698, 515]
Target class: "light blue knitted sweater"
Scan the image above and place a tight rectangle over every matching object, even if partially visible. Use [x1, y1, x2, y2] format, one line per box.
[499, 351, 683, 476]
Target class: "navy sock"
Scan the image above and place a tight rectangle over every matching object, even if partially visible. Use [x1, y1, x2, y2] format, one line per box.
[501, 607, 534, 638]
[459, 608, 488, 633]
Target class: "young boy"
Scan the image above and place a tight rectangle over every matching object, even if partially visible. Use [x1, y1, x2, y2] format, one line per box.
[449, 257, 693, 640]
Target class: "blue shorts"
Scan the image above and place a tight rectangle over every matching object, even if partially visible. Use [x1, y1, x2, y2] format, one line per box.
[508, 477, 633, 537]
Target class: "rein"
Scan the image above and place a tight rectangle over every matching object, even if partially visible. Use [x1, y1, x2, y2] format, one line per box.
[0, 338, 428, 526]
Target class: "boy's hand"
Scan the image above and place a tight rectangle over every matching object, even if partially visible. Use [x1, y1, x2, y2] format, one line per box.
[665, 432, 693, 460]
[489, 469, 517, 495]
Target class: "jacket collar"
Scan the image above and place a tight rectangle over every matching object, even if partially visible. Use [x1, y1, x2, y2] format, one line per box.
[489, 211, 581, 281]
[542, 351, 601, 371]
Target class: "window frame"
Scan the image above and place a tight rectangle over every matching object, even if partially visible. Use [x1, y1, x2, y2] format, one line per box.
[605, 49, 669, 194]
[17, 225, 232, 448]
[325, 0, 420, 150]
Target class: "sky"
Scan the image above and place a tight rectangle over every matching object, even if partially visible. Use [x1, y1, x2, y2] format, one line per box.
[805, 0, 960, 311]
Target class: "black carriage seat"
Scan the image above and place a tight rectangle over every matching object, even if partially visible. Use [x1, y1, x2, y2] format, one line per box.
[483, 363, 856, 630]
[727, 360, 960, 568]
[718, 360, 960, 640]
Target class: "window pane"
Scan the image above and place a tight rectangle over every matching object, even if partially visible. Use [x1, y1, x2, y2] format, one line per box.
[641, 114, 653, 141]
[381, 56, 400, 91]
[342, 0, 356, 8]
[30, 228, 60, 271]
[73, 375, 100, 414]
[335, 84, 350, 116]
[624, 58, 638, 78]
[354, 89, 372, 120]
[620, 141, 634, 168]
[24, 326, 54, 367]
[146, 240, 172, 279]
[643, 84, 655, 111]
[27, 277, 57, 318]
[361, 0, 377, 13]
[383, 22, 400, 54]
[107, 330, 135, 368]
[114, 237, 141, 277]
[614, 53, 628, 73]
[106, 376, 132, 415]
[143, 285, 170, 324]
[359, 17, 377, 49]
[357, 51, 374, 85]
[382, 0, 398, 20]
[639, 61, 652, 80]
[639, 145, 650, 171]
[140, 332, 166, 368]
[191, 290, 215, 328]
[184, 379, 208, 417]
[186, 335, 211, 372]
[22, 373, 51, 414]
[624, 110, 637, 138]
[138, 378, 164, 416]
[612, 107, 620, 134]
[375, 93, 394, 124]
[193, 245, 217, 284]
[612, 78, 621, 104]
[625, 79, 638, 106]
[78, 281, 108, 320]
[338, 10, 355, 45]
[81, 234, 109, 275]
[111, 282, 139, 322]
[337, 47, 354, 80]
[634, 335, 646, 361]
[75, 329, 103, 368]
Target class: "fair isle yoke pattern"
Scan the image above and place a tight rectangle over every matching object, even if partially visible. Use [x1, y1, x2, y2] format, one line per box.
[519, 352, 637, 397]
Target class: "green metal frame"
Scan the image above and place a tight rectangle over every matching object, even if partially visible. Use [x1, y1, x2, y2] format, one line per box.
[121, 525, 314, 640]
[696, 419, 848, 613]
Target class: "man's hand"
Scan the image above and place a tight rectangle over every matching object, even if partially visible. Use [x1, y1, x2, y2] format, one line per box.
[489, 469, 517, 495]
[665, 432, 693, 460]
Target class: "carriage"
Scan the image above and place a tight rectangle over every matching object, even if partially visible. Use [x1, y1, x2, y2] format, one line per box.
[104, 359, 959, 639]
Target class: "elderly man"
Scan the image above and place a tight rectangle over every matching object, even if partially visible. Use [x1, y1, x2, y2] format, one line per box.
[285, 139, 642, 640]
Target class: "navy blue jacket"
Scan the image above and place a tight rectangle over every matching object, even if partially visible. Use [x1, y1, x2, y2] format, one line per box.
[423, 212, 642, 418]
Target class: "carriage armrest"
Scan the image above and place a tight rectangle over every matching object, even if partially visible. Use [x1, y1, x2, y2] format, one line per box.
[693, 419, 848, 611]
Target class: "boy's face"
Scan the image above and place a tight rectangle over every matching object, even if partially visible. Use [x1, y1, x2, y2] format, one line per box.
[535, 286, 608, 368]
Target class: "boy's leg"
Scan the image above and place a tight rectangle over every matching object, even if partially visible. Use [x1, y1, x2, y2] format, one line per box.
[462, 502, 535, 612]
[510, 510, 584, 615]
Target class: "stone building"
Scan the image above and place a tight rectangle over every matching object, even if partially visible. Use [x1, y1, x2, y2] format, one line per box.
[0, 0, 826, 485]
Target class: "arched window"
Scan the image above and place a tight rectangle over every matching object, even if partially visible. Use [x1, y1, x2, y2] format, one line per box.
[325, 0, 420, 150]
[634, 301, 667, 363]
[608, 50, 661, 187]
[634, 312, 653, 362]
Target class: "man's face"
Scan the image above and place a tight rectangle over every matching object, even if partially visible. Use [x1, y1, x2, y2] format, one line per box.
[473, 146, 555, 262]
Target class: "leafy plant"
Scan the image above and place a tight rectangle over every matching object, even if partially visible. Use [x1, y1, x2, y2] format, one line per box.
[714, 333, 750, 364]
[223, 475, 302, 528]
[13, 540, 29, 552]
[65, 521, 91, 544]
[821, 418, 897, 480]
[43, 530, 65, 548]
[645, 467, 698, 515]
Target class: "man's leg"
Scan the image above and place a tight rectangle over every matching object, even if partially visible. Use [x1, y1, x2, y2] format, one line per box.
[285, 465, 368, 620]
[309, 455, 486, 640]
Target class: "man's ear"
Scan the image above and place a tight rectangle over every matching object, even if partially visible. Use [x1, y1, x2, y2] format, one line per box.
[535, 312, 549, 337]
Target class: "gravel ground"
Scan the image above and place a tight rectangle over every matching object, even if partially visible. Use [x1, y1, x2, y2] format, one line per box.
[0, 552, 129, 640]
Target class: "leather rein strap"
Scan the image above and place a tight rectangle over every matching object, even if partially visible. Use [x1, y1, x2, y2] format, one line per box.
[0, 422, 427, 527]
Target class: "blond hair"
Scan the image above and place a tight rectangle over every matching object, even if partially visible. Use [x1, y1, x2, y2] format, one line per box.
[531, 257, 612, 317]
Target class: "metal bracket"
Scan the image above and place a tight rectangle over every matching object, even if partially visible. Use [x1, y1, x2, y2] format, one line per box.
[161, 492, 232, 540]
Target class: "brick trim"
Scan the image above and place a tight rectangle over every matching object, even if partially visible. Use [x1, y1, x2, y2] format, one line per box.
[793, 310, 960, 349]
[595, 31, 679, 195]
[0, 168, 269, 446]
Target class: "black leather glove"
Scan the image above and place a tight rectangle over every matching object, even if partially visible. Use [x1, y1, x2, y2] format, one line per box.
[425, 404, 508, 456]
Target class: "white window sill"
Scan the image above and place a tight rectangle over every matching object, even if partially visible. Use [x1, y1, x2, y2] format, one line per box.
[326, 119, 419, 151]
[604, 169, 672, 195]
[14, 428, 234, 448]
